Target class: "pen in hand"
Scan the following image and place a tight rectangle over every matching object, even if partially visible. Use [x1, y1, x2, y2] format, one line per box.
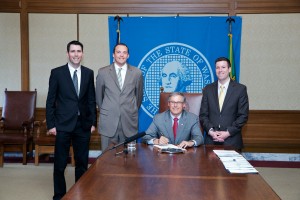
[158, 132, 169, 145]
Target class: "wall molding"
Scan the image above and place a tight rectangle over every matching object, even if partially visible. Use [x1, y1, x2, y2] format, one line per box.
[1, 0, 300, 14]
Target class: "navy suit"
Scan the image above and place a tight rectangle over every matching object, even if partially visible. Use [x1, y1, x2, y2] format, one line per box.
[46, 64, 96, 200]
[200, 80, 249, 150]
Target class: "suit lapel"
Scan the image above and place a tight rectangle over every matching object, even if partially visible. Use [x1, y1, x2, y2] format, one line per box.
[176, 111, 187, 144]
[222, 80, 235, 111]
[63, 64, 78, 98]
[212, 82, 220, 112]
[79, 66, 87, 99]
[108, 64, 121, 91]
[163, 111, 175, 143]
[122, 64, 132, 91]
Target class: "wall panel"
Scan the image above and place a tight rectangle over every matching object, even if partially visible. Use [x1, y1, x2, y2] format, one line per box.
[240, 13, 300, 110]
[29, 13, 77, 107]
[0, 13, 21, 93]
[78, 14, 110, 76]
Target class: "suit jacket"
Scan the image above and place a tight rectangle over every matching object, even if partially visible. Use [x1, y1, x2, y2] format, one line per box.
[200, 80, 249, 149]
[95, 63, 143, 137]
[143, 110, 204, 146]
[46, 64, 97, 132]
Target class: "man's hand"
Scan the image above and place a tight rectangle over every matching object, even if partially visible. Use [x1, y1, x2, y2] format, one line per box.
[154, 136, 169, 145]
[47, 127, 57, 136]
[91, 126, 96, 133]
[216, 131, 230, 141]
[178, 141, 194, 149]
[209, 130, 230, 142]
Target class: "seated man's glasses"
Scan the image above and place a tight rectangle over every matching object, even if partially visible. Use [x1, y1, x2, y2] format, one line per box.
[169, 101, 184, 105]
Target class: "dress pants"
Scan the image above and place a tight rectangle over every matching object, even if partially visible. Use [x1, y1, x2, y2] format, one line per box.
[53, 117, 91, 200]
[100, 117, 125, 151]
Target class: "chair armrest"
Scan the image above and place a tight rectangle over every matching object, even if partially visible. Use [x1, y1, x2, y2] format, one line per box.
[0, 117, 4, 130]
[34, 119, 48, 137]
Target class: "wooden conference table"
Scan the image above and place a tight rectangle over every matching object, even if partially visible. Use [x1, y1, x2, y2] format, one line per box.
[62, 144, 280, 200]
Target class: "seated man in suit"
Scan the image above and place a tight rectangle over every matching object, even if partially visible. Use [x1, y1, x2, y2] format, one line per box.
[143, 92, 204, 149]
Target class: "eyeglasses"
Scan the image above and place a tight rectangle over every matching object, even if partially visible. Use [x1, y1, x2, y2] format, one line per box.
[169, 101, 184, 105]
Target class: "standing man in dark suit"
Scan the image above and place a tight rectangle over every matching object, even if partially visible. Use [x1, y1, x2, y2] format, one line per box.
[46, 40, 97, 200]
[143, 92, 203, 148]
[96, 43, 143, 151]
[200, 57, 249, 150]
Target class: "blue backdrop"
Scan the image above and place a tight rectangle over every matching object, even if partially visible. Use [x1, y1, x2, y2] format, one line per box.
[108, 16, 242, 133]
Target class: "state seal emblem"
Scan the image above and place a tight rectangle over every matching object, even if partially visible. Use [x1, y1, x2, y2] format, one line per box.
[138, 42, 214, 118]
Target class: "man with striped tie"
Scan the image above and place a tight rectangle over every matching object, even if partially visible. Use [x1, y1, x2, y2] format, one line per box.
[96, 43, 144, 151]
[200, 57, 249, 150]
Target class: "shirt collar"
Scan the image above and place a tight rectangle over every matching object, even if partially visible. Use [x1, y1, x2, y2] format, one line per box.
[68, 63, 81, 73]
[218, 78, 230, 89]
[170, 112, 182, 120]
[114, 63, 128, 71]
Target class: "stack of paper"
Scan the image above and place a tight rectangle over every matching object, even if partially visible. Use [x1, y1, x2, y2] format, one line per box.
[213, 150, 258, 174]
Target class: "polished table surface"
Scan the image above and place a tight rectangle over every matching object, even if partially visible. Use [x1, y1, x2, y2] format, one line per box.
[62, 144, 280, 200]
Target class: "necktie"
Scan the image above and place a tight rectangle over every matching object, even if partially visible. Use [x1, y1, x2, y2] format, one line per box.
[117, 68, 122, 89]
[219, 85, 225, 111]
[173, 117, 178, 140]
[73, 70, 78, 96]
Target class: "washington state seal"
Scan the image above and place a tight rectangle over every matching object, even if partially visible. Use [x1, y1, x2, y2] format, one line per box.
[138, 42, 214, 118]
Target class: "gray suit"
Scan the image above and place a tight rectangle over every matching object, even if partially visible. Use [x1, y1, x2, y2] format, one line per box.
[96, 63, 143, 149]
[143, 110, 203, 146]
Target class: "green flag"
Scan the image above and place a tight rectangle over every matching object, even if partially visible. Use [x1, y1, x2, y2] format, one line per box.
[228, 33, 236, 81]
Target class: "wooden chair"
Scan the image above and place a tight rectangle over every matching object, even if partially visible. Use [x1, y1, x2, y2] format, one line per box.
[0, 89, 37, 167]
[34, 120, 75, 166]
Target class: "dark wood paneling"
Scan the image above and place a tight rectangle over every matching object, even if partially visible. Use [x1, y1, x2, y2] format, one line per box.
[33, 109, 300, 153]
[1, 108, 300, 152]
[34, 108, 101, 150]
[235, 0, 300, 14]
[0, 0, 297, 14]
[25, 0, 232, 14]
[0, 0, 20, 12]
[242, 110, 300, 153]
[21, 0, 30, 91]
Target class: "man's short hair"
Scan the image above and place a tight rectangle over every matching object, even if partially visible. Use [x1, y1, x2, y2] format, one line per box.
[113, 43, 129, 54]
[215, 57, 231, 68]
[168, 92, 186, 103]
[67, 40, 83, 52]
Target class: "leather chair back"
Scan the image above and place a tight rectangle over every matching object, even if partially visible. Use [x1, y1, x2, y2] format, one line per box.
[159, 92, 203, 116]
[2, 90, 37, 129]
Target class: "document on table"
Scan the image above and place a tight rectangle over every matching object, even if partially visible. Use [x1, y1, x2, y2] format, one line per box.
[154, 144, 186, 153]
[213, 150, 258, 174]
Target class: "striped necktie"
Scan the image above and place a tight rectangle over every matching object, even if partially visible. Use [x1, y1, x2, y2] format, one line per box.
[219, 85, 225, 111]
[117, 68, 122, 89]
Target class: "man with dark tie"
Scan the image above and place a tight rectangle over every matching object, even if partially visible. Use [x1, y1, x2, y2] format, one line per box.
[46, 40, 97, 200]
[143, 92, 203, 149]
[200, 57, 249, 150]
